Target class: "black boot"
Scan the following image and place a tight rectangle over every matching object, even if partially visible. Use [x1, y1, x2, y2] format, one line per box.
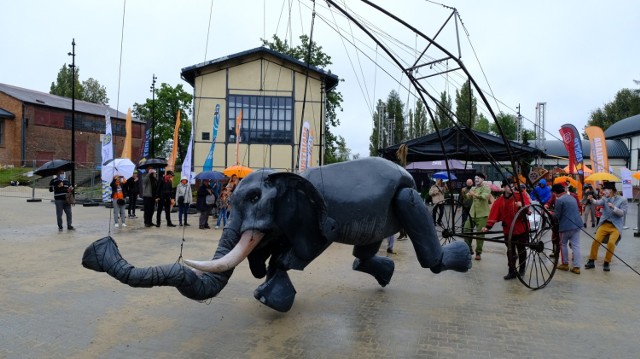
[585, 259, 595, 269]
[503, 270, 517, 280]
[603, 262, 610, 272]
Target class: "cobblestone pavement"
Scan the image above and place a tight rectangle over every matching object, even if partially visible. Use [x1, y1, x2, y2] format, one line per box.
[1, 196, 639, 358]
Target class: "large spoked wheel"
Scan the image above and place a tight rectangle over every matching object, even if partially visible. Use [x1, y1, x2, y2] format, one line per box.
[433, 198, 464, 246]
[508, 203, 558, 289]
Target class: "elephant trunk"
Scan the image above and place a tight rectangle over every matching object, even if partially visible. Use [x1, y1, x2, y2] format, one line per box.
[184, 230, 265, 272]
[82, 236, 231, 301]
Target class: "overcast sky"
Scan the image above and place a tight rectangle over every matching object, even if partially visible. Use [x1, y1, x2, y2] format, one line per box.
[2, 0, 638, 158]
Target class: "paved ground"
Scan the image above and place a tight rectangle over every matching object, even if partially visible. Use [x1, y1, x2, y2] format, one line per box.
[1, 193, 640, 359]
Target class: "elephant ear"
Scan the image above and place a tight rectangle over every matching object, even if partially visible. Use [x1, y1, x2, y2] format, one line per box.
[266, 172, 335, 267]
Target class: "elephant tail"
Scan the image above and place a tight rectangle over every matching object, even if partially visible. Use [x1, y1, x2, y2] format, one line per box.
[82, 236, 231, 301]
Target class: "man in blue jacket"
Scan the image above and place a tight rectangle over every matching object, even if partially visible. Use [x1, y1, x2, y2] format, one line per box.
[530, 179, 551, 204]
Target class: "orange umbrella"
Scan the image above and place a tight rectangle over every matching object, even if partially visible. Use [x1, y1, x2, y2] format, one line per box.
[585, 172, 620, 182]
[632, 172, 640, 180]
[223, 165, 253, 178]
[553, 176, 582, 199]
[563, 164, 592, 174]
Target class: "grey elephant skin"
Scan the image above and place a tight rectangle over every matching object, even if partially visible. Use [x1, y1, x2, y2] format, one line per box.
[82, 157, 471, 312]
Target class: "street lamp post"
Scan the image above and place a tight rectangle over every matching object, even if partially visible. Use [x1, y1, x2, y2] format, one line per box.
[68, 39, 76, 187]
[150, 74, 157, 158]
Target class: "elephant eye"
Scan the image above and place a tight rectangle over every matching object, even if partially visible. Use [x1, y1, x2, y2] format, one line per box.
[248, 190, 261, 203]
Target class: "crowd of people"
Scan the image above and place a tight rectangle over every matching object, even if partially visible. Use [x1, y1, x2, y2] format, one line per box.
[51, 167, 239, 233]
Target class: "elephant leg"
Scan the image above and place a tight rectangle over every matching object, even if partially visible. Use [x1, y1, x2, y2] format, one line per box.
[352, 241, 395, 287]
[82, 236, 230, 301]
[253, 269, 297, 312]
[393, 188, 471, 273]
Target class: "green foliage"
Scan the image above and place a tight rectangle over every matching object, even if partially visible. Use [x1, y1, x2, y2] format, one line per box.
[455, 80, 478, 128]
[132, 83, 193, 163]
[82, 78, 109, 105]
[0, 167, 32, 186]
[50, 64, 84, 100]
[434, 91, 453, 130]
[522, 129, 535, 146]
[262, 34, 346, 163]
[369, 92, 405, 155]
[387, 90, 405, 144]
[50, 64, 109, 104]
[585, 88, 640, 137]
[490, 112, 518, 140]
[475, 113, 490, 133]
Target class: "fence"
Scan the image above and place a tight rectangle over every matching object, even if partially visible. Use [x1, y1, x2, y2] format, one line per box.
[0, 160, 105, 202]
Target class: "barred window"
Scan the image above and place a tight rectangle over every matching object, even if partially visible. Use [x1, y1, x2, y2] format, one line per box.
[227, 95, 293, 145]
[0, 119, 4, 145]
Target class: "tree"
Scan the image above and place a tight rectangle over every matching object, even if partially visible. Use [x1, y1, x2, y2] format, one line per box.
[490, 112, 518, 140]
[585, 88, 640, 135]
[50, 63, 84, 100]
[414, 100, 428, 136]
[434, 91, 453, 130]
[262, 34, 345, 164]
[334, 135, 351, 162]
[82, 78, 109, 105]
[386, 90, 405, 145]
[50, 64, 110, 104]
[454, 80, 478, 129]
[132, 83, 193, 163]
[369, 99, 386, 156]
[475, 113, 490, 133]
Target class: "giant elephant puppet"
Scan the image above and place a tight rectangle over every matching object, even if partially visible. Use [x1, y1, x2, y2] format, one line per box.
[82, 157, 472, 312]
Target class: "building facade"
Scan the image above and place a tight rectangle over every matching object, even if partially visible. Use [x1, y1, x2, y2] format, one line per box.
[181, 47, 339, 173]
[0, 83, 144, 169]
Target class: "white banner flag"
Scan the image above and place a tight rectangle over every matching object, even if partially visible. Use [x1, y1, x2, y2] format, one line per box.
[181, 122, 195, 183]
[101, 110, 114, 202]
[620, 167, 633, 199]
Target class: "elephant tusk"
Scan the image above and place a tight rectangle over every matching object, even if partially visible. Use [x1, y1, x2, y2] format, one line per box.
[185, 230, 265, 273]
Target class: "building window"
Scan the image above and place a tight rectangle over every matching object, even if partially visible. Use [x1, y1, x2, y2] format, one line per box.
[227, 94, 293, 145]
[0, 119, 4, 145]
[202, 132, 210, 141]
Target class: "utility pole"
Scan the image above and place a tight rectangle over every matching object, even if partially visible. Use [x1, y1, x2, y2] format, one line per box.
[516, 103, 523, 143]
[377, 103, 386, 152]
[150, 74, 157, 158]
[68, 39, 76, 187]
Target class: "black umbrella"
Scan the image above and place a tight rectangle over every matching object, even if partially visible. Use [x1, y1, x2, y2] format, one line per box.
[137, 158, 168, 169]
[34, 159, 74, 177]
[195, 171, 226, 181]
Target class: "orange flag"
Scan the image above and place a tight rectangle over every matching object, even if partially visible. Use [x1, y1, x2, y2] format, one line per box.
[167, 110, 181, 171]
[585, 126, 608, 174]
[120, 108, 132, 159]
[235, 109, 243, 165]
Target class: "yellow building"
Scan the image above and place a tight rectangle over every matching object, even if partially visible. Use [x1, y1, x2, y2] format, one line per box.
[181, 47, 339, 173]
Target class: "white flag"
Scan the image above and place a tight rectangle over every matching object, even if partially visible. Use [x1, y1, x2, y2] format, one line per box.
[181, 122, 195, 183]
[101, 110, 114, 202]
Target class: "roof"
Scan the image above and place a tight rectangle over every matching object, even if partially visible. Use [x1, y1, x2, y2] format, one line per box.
[0, 83, 141, 122]
[180, 46, 340, 91]
[541, 139, 629, 159]
[604, 113, 640, 138]
[0, 108, 15, 119]
[381, 127, 544, 162]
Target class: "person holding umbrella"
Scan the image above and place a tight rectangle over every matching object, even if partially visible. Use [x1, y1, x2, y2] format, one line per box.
[49, 169, 74, 231]
[141, 166, 158, 228]
[197, 179, 214, 229]
[126, 171, 140, 218]
[110, 175, 128, 227]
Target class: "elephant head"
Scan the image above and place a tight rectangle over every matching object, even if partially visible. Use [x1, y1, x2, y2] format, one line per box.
[185, 170, 334, 275]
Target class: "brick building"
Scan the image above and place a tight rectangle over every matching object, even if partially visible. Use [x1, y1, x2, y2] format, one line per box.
[0, 83, 144, 168]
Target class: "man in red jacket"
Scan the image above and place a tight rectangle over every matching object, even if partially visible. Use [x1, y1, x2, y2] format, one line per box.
[482, 178, 531, 280]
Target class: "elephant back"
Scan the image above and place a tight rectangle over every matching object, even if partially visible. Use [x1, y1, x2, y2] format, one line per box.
[301, 157, 415, 246]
